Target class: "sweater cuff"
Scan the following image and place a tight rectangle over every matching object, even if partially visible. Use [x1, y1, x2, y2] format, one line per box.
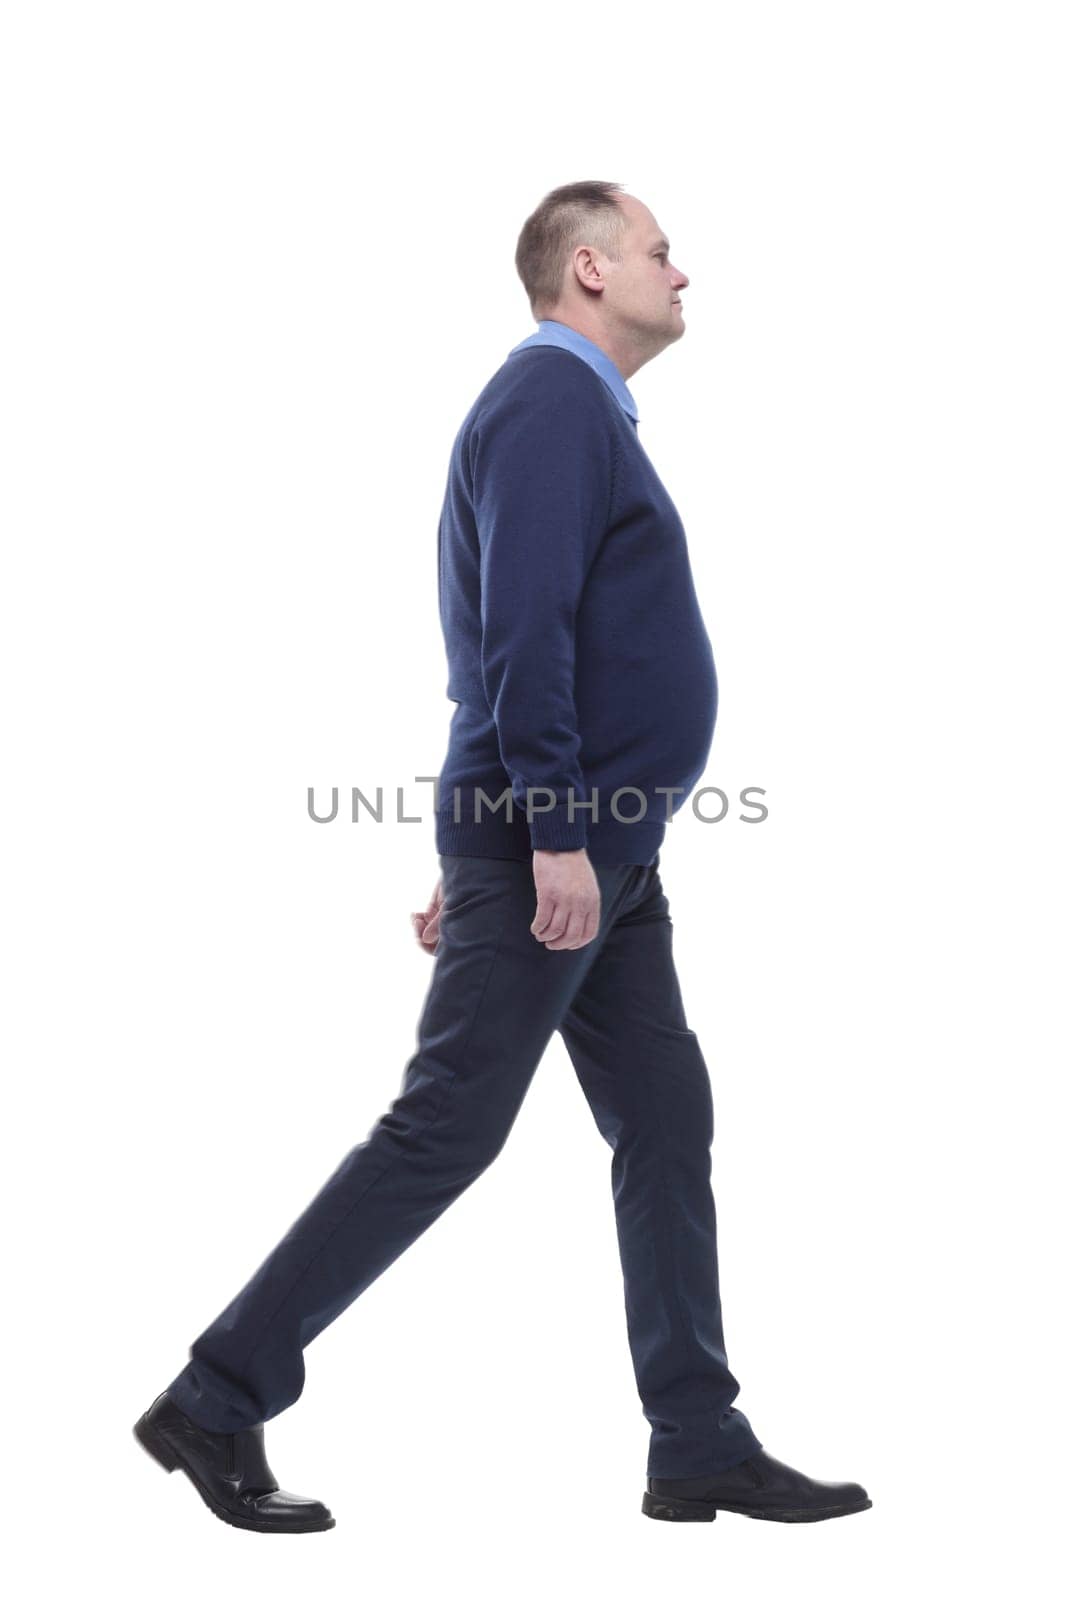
[527, 806, 589, 853]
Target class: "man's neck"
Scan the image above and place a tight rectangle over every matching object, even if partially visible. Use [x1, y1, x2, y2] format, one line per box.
[536, 311, 655, 382]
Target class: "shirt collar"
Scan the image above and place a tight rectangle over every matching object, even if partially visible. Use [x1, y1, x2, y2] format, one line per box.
[507, 319, 639, 426]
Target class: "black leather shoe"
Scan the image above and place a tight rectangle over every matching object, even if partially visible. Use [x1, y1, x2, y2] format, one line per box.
[134, 1391, 335, 1533]
[642, 1447, 872, 1523]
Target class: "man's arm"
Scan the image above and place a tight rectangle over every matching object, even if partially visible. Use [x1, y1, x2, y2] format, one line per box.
[471, 379, 614, 853]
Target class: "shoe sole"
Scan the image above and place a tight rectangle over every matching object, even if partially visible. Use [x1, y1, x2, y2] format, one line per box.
[642, 1490, 873, 1523]
[133, 1412, 336, 1533]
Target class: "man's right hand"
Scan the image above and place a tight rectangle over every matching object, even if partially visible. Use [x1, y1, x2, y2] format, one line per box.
[411, 874, 444, 956]
[530, 848, 601, 951]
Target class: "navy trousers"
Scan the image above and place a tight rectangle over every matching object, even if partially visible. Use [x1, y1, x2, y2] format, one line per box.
[166, 851, 760, 1479]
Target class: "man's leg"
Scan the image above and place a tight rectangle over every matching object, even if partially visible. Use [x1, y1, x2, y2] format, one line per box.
[165, 853, 644, 1434]
[557, 854, 762, 1480]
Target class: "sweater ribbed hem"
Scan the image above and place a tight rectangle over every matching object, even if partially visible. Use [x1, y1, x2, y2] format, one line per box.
[434, 809, 666, 867]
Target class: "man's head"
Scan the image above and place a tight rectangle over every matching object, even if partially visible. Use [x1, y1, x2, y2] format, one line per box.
[514, 180, 689, 376]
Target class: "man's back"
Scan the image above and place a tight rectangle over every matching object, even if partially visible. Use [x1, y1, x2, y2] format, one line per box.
[435, 339, 718, 865]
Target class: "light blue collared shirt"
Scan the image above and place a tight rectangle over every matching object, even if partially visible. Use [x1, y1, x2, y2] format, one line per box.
[507, 319, 640, 428]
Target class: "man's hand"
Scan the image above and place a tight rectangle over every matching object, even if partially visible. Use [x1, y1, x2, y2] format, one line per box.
[530, 848, 600, 951]
[410, 874, 444, 956]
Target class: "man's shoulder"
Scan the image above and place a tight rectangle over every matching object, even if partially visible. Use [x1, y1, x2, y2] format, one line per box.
[442, 345, 624, 487]
[469, 345, 614, 428]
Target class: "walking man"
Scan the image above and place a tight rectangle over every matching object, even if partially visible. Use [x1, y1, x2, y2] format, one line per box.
[134, 180, 871, 1532]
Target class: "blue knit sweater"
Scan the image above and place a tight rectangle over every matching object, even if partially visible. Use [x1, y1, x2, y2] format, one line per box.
[434, 342, 717, 865]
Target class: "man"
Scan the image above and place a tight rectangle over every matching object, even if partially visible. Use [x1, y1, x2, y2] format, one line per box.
[134, 181, 871, 1532]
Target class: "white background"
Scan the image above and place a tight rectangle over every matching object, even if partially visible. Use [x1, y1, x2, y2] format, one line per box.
[3, 1, 1063, 1593]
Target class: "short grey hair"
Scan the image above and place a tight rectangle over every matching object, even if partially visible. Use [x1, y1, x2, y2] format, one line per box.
[515, 180, 628, 317]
